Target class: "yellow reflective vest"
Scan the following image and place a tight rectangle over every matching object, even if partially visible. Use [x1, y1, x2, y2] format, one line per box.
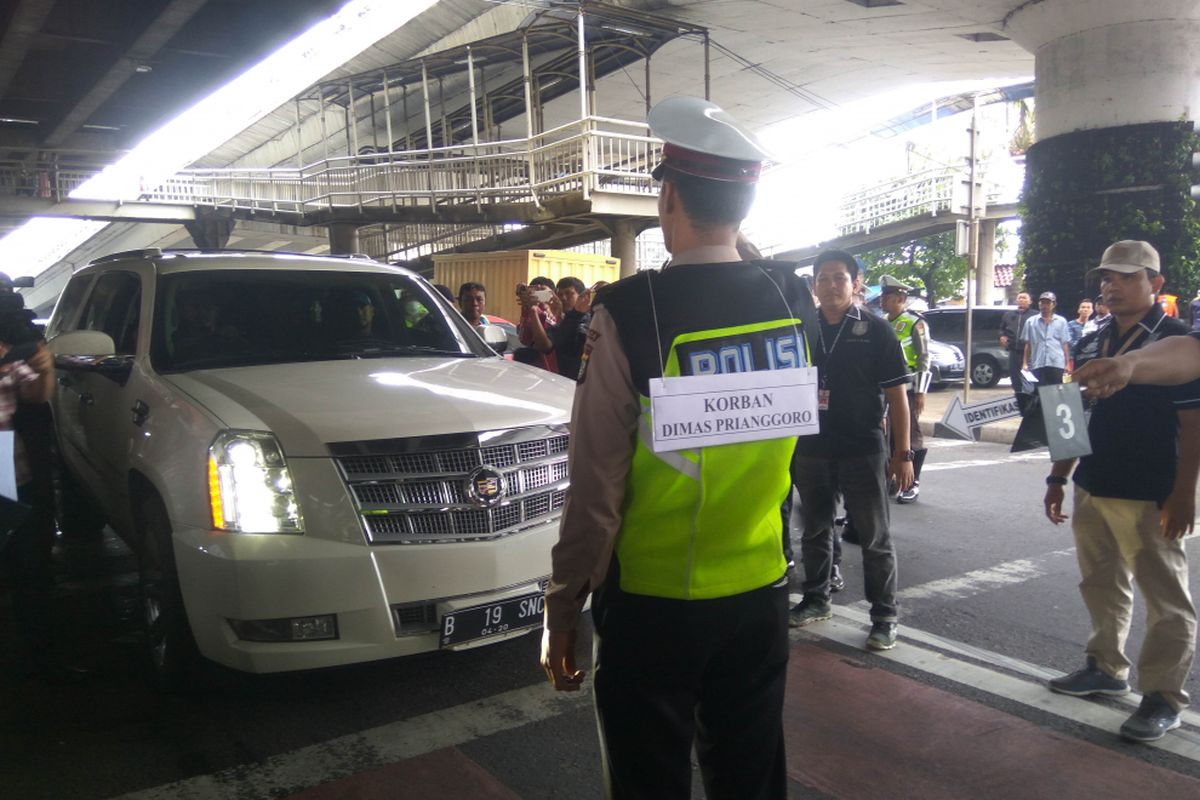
[600, 262, 817, 600]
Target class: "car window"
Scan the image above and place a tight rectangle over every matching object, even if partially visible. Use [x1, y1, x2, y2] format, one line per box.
[151, 269, 491, 372]
[924, 312, 960, 342]
[46, 274, 94, 338]
[76, 271, 141, 355]
[973, 310, 1003, 337]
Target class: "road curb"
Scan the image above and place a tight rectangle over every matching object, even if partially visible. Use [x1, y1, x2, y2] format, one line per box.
[921, 418, 1017, 446]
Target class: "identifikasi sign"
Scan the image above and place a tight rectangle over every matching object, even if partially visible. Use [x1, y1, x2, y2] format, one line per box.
[648, 367, 820, 453]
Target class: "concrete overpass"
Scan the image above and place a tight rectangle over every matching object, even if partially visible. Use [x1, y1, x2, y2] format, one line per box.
[1, 1, 1196, 314]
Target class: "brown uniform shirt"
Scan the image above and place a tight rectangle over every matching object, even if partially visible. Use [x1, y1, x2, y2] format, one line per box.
[544, 245, 741, 633]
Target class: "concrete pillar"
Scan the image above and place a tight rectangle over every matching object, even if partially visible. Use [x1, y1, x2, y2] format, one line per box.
[975, 218, 997, 306]
[611, 218, 638, 278]
[329, 223, 359, 255]
[1004, 0, 1200, 306]
[1005, 1, 1200, 140]
[184, 215, 234, 250]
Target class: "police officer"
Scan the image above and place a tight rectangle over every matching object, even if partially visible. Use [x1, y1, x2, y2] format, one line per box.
[540, 96, 818, 800]
[879, 275, 930, 502]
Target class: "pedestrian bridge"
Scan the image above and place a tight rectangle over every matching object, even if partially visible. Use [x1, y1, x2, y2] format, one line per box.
[0, 115, 663, 263]
[0, 144, 1025, 268]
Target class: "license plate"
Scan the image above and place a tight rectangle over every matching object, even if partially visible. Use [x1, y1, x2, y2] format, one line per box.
[440, 587, 546, 647]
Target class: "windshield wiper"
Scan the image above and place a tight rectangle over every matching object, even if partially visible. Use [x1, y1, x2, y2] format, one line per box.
[345, 345, 476, 358]
[170, 350, 354, 370]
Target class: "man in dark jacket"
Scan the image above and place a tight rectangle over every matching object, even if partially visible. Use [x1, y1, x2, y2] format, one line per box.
[1000, 291, 1037, 412]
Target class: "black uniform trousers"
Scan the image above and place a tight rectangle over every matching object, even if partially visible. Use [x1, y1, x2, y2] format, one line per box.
[2, 404, 58, 669]
[591, 571, 790, 800]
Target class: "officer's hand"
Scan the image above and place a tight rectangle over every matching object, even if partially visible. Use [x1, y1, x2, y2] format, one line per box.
[888, 458, 914, 493]
[1044, 485, 1068, 525]
[27, 342, 53, 375]
[1072, 357, 1133, 401]
[540, 626, 585, 691]
[1160, 487, 1195, 541]
[1000, 335, 1009, 349]
[912, 393, 925, 418]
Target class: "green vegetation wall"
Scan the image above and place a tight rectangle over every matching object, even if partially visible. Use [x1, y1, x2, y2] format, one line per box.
[1019, 121, 1200, 312]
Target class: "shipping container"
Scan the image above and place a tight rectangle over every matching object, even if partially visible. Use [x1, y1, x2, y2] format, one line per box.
[434, 250, 621, 325]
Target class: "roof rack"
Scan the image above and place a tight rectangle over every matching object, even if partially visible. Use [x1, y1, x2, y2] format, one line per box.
[88, 248, 163, 266]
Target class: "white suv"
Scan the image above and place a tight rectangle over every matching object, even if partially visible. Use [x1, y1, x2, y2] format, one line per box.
[46, 249, 574, 687]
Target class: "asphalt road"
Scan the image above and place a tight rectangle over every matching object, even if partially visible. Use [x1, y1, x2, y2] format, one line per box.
[2, 431, 1199, 799]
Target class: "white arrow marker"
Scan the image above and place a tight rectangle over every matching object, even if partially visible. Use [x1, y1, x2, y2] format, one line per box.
[939, 394, 1022, 440]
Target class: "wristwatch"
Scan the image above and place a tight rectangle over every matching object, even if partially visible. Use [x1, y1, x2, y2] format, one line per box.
[1045, 475, 1068, 486]
[894, 449, 915, 462]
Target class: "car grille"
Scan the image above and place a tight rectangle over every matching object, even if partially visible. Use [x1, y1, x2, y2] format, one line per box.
[334, 426, 569, 544]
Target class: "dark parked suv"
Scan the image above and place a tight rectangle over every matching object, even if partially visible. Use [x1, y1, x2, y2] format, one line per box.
[922, 305, 1015, 388]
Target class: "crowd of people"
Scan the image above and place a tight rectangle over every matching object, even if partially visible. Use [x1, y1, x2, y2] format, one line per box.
[1, 91, 1197, 799]
[447, 276, 606, 382]
[536, 95, 1198, 800]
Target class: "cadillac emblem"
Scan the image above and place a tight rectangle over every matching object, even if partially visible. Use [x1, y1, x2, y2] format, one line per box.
[466, 466, 506, 507]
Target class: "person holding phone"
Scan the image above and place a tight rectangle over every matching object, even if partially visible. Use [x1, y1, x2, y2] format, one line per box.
[516, 277, 558, 373]
[543, 276, 592, 381]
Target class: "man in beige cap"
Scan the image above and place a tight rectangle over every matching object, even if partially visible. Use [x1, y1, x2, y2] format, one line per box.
[1043, 240, 1200, 743]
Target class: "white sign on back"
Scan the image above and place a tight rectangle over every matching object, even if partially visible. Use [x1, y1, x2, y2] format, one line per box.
[648, 367, 820, 453]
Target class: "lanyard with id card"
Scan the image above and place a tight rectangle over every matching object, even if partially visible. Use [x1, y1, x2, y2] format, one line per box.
[645, 267, 820, 453]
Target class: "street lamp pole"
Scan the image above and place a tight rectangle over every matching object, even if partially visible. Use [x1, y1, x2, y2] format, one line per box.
[963, 94, 981, 405]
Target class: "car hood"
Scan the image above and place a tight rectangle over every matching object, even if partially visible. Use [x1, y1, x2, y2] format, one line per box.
[165, 357, 575, 456]
[928, 339, 963, 363]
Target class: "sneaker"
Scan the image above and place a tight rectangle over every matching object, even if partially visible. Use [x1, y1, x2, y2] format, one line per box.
[1120, 692, 1181, 742]
[897, 481, 920, 504]
[866, 622, 897, 651]
[829, 564, 845, 593]
[1048, 656, 1130, 697]
[789, 599, 832, 628]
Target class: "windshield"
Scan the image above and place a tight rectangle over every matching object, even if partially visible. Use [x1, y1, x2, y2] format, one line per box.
[151, 269, 490, 371]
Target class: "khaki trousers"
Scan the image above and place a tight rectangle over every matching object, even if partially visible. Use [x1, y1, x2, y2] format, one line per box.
[1072, 487, 1197, 711]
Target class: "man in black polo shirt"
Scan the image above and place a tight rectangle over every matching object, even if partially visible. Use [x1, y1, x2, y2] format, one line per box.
[1043, 240, 1200, 743]
[789, 250, 913, 650]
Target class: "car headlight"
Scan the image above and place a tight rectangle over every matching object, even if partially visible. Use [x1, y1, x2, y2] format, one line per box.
[208, 431, 304, 533]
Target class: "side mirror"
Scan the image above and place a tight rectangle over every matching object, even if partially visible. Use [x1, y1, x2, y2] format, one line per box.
[12, 276, 34, 289]
[48, 330, 116, 358]
[48, 330, 133, 384]
[482, 325, 508, 353]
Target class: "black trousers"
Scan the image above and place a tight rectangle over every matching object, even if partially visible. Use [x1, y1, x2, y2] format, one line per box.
[1033, 366, 1064, 385]
[1008, 348, 1029, 412]
[2, 482, 54, 665]
[591, 576, 790, 800]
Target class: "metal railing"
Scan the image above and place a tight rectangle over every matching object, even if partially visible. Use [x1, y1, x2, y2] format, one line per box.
[837, 158, 1024, 237]
[0, 162, 105, 202]
[141, 116, 662, 217]
[356, 221, 517, 262]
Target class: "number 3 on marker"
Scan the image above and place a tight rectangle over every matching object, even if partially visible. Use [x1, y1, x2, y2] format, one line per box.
[1056, 403, 1074, 439]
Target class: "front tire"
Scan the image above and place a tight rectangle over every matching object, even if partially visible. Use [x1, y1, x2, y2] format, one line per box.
[136, 492, 200, 692]
[970, 355, 1000, 388]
